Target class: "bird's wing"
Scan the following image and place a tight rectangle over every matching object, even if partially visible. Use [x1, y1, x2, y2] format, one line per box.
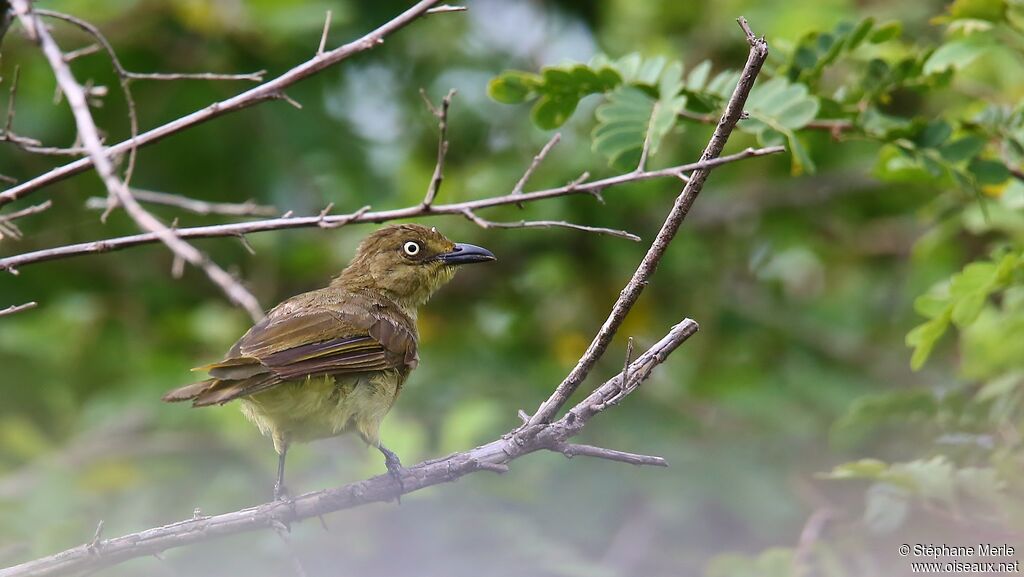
[169, 293, 417, 406]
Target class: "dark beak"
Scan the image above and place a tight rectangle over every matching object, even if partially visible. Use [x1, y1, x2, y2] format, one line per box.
[439, 242, 496, 265]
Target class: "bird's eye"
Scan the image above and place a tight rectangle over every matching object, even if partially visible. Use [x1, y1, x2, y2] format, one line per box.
[403, 241, 421, 256]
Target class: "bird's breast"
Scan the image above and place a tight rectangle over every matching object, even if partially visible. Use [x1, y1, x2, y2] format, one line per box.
[238, 370, 405, 445]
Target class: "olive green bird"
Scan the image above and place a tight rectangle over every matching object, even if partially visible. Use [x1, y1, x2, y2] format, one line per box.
[162, 224, 495, 499]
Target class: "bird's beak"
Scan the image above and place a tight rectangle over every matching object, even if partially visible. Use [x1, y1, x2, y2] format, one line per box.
[438, 242, 496, 265]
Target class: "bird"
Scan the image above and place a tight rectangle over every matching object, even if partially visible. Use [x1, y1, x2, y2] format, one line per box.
[162, 224, 496, 499]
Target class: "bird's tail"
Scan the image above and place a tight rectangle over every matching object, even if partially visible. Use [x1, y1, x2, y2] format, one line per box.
[161, 380, 217, 403]
[162, 374, 278, 406]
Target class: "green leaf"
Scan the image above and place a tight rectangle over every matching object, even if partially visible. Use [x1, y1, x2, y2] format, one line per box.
[968, 158, 1011, 185]
[486, 71, 540, 103]
[593, 87, 654, 169]
[923, 35, 995, 74]
[946, 0, 1007, 23]
[907, 311, 952, 370]
[869, 21, 902, 43]
[777, 98, 821, 130]
[818, 458, 889, 480]
[846, 17, 876, 50]
[915, 120, 952, 149]
[531, 95, 578, 130]
[648, 95, 687, 155]
[686, 60, 712, 90]
[786, 132, 816, 175]
[914, 290, 951, 318]
[939, 135, 987, 163]
[487, 62, 622, 127]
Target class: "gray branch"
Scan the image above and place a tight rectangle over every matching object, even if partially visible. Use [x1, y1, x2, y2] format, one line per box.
[0, 320, 697, 577]
[0, 145, 782, 273]
[527, 16, 769, 426]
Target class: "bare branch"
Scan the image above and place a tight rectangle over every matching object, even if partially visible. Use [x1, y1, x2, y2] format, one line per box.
[527, 17, 771, 426]
[0, 146, 783, 272]
[85, 189, 278, 217]
[426, 5, 467, 14]
[678, 108, 854, 139]
[555, 443, 667, 467]
[0, 0, 456, 208]
[511, 132, 561, 208]
[35, 10, 265, 83]
[10, 0, 265, 322]
[461, 207, 640, 242]
[0, 65, 84, 156]
[421, 88, 455, 208]
[4, 64, 17, 134]
[62, 43, 100, 62]
[0, 199, 51, 240]
[0, 20, 764, 575]
[0, 318, 697, 577]
[0, 301, 36, 317]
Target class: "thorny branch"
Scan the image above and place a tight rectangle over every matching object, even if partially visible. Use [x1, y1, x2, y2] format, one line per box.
[0, 13, 773, 577]
[421, 88, 455, 208]
[0, 319, 699, 577]
[9, 0, 265, 321]
[0, 0, 452, 208]
[32, 8, 263, 205]
[0, 301, 35, 317]
[0, 145, 783, 272]
[85, 189, 278, 218]
[527, 16, 770, 426]
[0, 199, 50, 240]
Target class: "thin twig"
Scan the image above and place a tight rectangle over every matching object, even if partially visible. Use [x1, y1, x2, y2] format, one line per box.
[62, 43, 100, 62]
[85, 190, 277, 217]
[4, 64, 17, 134]
[461, 207, 640, 241]
[556, 443, 668, 467]
[317, 10, 332, 55]
[0, 200, 52, 240]
[421, 88, 455, 208]
[0, 65, 80, 156]
[425, 5, 467, 14]
[636, 102, 657, 173]
[0, 301, 36, 317]
[10, 0, 265, 322]
[0, 0, 455, 208]
[0, 146, 783, 271]
[527, 16, 771, 426]
[511, 132, 560, 208]
[678, 108, 854, 138]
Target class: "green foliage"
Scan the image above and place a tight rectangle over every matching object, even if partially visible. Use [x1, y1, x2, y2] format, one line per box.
[487, 64, 623, 129]
[907, 251, 1021, 369]
[489, 52, 824, 172]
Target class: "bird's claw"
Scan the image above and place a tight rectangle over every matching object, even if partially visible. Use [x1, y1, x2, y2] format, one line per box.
[273, 482, 290, 502]
[379, 446, 405, 503]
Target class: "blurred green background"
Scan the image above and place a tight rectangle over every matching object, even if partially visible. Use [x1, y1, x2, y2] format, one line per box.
[2, 0, 1023, 576]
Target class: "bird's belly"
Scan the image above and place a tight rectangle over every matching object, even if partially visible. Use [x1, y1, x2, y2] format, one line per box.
[238, 371, 402, 447]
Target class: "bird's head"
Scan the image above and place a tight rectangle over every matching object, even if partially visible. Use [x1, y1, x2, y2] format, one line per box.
[333, 224, 495, 309]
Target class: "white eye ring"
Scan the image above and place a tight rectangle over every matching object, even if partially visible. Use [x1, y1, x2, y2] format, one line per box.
[403, 241, 421, 256]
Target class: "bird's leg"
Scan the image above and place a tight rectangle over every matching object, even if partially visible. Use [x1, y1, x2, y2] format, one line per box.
[378, 443, 406, 501]
[361, 434, 405, 501]
[273, 444, 290, 501]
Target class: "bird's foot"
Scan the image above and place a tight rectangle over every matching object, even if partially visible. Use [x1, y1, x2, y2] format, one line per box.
[273, 481, 290, 502]
[379, 445, 405, 503]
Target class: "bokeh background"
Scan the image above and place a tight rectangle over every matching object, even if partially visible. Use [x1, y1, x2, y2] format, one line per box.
[1, 0, 1022, 576]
